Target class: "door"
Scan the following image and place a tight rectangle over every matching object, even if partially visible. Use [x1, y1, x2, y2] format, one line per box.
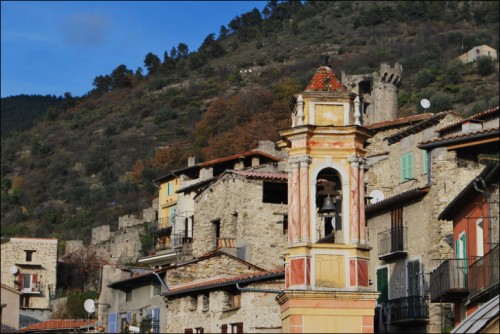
[407, 259, 420, 296]
[376, 267, 388, 302]
[391, 208, 404, 252]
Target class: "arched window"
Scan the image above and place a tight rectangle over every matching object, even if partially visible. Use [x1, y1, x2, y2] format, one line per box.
[316, 168, 342, 243]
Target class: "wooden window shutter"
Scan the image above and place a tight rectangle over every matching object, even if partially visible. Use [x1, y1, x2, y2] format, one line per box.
[221, 324, 228, 334]
[236, 322, 243, 334]
[17, 273, 23, 291]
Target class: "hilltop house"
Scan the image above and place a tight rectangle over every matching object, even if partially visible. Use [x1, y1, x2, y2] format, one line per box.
[459, 45, 498, 64]
[0, 238, 58, 326]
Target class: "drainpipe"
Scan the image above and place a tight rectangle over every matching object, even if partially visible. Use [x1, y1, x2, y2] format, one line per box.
[235, 283, 282, 294]
[152, 272, 169, 293]
[473, 176, 492, 249]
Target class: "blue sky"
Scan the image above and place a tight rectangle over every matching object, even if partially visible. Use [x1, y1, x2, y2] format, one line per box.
[1, 1, 267, 98]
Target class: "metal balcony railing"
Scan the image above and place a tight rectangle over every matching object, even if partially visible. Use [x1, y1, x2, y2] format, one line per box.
[22, 282, 43, 294]
[389, 295, 429, 324]
[430, 258, 470, 302]
[378, 227, 407, 260]
[468, 244, 499, 303]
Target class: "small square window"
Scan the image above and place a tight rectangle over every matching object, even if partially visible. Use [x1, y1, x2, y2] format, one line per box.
[25, 250, 35, 262]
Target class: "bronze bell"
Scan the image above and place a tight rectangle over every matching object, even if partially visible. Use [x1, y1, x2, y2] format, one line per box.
[319, 195, 336, 214]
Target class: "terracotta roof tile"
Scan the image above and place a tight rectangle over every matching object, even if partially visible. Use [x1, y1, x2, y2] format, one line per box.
[419, 127, 499, 146]
[386, 111, 451, 145]
[365, 113, 433, 130]
[437, 106, 499, 133]
[305, 66, 345, 92]
[231, 170, 287, 180]
[199, 150, 281, 167]
[166, 269, 285, 295]
[20, 319, 97, 331]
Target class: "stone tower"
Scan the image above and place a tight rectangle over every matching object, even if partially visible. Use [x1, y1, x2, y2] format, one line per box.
[342, 62, 402, 125]
[276, 56, 378, 333]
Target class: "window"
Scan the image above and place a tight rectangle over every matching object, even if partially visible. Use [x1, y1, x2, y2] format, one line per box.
[400, 152, 414, 182]
[376, 267, 389, 302]
[212, 220, 221, 241]
[422, 150, 429, 174]
[18, 273, 38, 292]
[263, 182, 288, 204]
[391, 208, 404, 252]
[230, 323, 243, 334]
[223, 291, 241, 311]
[20, 295, 30, 308]
[221, 324, 228, 334]
[476, 219, 484, 257]
[407, 259, 421, 297]
[25, 250, 35, 262]
[167, 181, 174, 196]
[195, 328, 204, 334]
[126, 289, 132, 302]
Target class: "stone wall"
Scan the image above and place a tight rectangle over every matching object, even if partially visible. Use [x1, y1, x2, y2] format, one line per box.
[193, 173, 288, 270]
[166, 253, 263, 286]
[166, 279, 284, 333]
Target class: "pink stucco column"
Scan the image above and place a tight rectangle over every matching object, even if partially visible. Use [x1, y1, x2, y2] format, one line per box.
[299, 157, 311, 242]
[348, 155, 360, 244]
[359, 158, 367, 244]
[289, 159, 301, 244]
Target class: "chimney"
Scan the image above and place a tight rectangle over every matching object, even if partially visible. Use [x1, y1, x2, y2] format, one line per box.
[188, 155, 196, 167]
[461, 120, 483, 133]
[251, 156, 260, 167]
[321, 54, 330, 67]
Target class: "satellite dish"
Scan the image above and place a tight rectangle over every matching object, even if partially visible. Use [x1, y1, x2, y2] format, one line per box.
[420, 99, 431, 109]
[369, 190, 385, 204]
[10, 266, 19, 275]
[84, 299, 95, 313]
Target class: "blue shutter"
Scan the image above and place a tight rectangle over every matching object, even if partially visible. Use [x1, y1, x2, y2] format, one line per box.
[126, 311, 131, 323]
[153, 308, 160, 334]
[108, 313, 118, 333]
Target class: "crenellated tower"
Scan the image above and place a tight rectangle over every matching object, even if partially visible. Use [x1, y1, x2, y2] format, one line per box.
[276, 55, 378, 333]
[342, 62, 402, 125]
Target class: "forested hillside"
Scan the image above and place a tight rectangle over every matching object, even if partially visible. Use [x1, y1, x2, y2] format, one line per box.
[1, 1, 498, 242]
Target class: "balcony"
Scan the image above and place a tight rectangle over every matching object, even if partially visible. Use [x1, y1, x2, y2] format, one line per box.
[22, 283, 43, 294]
[378, 227, 407, 260]
[468, 244, 499, 303]
[388, 296, 429, 325]
[430, 259, 470, 302]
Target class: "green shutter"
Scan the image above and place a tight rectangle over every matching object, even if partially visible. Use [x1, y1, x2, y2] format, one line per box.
[422, 150, 429, 174]
[401, 153, 414, 181]
[377, 267, 388, 302]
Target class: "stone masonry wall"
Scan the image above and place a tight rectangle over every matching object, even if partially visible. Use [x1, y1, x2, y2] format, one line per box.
[193, 173, 288, 270]
[166, 253, 263, 286]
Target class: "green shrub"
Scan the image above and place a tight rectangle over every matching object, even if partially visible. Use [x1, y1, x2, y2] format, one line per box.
[414, 69, 435, 88]
[476, 56, 495, 76]
[430, 92, 453, 112]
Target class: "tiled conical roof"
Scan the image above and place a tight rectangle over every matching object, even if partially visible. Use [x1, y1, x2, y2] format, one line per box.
[305, 65, 345, 92]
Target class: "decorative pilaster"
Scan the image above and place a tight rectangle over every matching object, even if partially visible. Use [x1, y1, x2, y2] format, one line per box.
[359, 158, 367, 244]
[348, 155, 361, 244]
[288, 158, 301, 244]
[299, 156, 311, 242]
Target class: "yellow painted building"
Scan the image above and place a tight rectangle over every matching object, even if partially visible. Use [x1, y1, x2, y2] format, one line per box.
[155, 173, 180, 249]
[277, 56, 378, 333]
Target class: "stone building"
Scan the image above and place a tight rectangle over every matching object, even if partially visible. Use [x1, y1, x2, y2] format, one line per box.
[0, 238, 58, 323]
[364, 106, 499, 333]
[342, 62, 402, 125]
[165, 270, 285, 333]
[192, 169, 288, 270]
[138, 142, 285, 268]
[458, 44, 498, 64]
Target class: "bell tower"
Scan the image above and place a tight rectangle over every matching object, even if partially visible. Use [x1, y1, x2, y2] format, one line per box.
[277, 56, 378, 333]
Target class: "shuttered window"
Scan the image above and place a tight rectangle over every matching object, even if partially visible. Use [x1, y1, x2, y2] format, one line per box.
[152, 308, 160, 334]
[376, 267, 389, 302]
[422, 150, 429, 174]
[407, 259, 420, 296]
[108, 313, 118, 333]
[400, 152, 414, 182]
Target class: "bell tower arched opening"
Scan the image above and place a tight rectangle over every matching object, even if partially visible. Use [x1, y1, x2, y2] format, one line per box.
[316, 168, 343, 243]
